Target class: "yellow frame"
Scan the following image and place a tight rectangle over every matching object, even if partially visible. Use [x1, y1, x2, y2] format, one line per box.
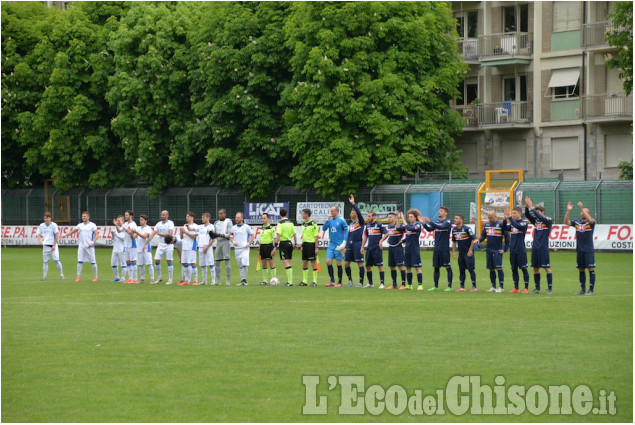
[476, 170, 523, 235]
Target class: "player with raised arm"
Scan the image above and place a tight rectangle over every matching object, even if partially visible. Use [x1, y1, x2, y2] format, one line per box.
[344, 194, 365, 288]
[61, 211, 99, 282]
[503, 207, 530, 293]
[178, 212, 199, 286]
[451, 214, 477, 292]
[272, 208, 297, 286]
[110, 215, 126, 282]
[422, 206, 453, 291]
[231, 212, 255, 286]
[122, 210, 138, 284]
[564, 201, 597, 295]
[361, 211, 387, 288]
[197, 213, 216, 286]
[299, 209, 319, 287]
[400, 209, 425, 290]
[214, 209, 233, 286]
[133, 214, 154, 284]
[36, 212, 65, 281]
[525, 197, 554, 294]
[379, 212, 407, 290]
[258, 213, 277, 285]
[477, 210, 509, 293]
[322, 205, 349, 287]
[144, 210, 175, 285]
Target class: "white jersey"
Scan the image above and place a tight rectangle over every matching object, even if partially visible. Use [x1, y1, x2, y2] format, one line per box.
[182, 223, 199, 251]
[154, 220, 175, 245]
[37, 222, 59, 245]
[112, 226, 125, 253]
[231, 223, 253, 250]
[136, 225, 152, 254]
[123, 220, 138, 249]
[197, 223, 214, 249]
[76, 221, 97, 248]
[214, 218, 233, 239]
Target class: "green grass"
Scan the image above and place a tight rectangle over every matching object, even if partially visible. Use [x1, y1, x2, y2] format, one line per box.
[2, 247, 632, 422]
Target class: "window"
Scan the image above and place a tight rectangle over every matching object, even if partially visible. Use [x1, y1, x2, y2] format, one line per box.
[455, 11, 478, 38]
[553, 2, 581, 32]
[503, 4, 528, 33]
[501, 140, 527, 170]
[547, 68, 580, 99]
[502, 75, 527, 102]
[551, 137, 579, 170]
[456, 79, 478, 106]
[605, 134, 633, 167]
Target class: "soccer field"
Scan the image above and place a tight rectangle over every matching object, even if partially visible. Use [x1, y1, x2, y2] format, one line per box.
[1, 247, 632, 422]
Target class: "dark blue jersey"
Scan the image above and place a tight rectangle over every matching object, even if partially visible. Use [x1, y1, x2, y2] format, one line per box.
[364, 221, 387, 249]
[503, 218, 528, 254]
[386, 223, 406, 247]
[451, 225, 475, 253]
[570, 219, 595, 253]
[478, 220, 509, 252]
[423, 218, 452, 251]
[525, 207, 552, 251]
[347, 203, 365, 244]
[404, 222, 423, 253]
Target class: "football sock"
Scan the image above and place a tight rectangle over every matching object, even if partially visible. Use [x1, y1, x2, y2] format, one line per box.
[139, 266, 145, 281]
[121, 265, 127, 279]
[359, 266, 365, 284]
[77, 261, 83, 278]
[168, 264, 174, 281]
[55, 260, 64, 277]
[446, 267, 453, 287]
[417, 272, 422, 285]
[579, 271, 586, 292]
[148, 265, 155, 281]
[546, 272, 553, 291]
[522, 269, 529, 289]
[433, 268, 440, 287]
[214, 261, 221, 282]
[469, 269, 477, 287]
[366, 270, 373, 285]
[497, 270, 504, 288]
[459, 269, 466, 287]
[130, 262, 137, 280]
[91, 262, 98, 277]
[534, 273, 540, 290]
[312, 268, 318, 283]
[379, 271, 385, 285]
[270, 267, 277, 278]
[261, 267, 268, 282]
[240, 266, 248, 281]
[407, 272, 413, 285]
[43, 262, 49, 278]
[224, 260, 231, 283]
[345, 266, 352, 281]
[337, 265, 343, 283]
[302, 268, 308, 283]
[155, 263, 161, 279]
[328, 265, 334, 282]
[192, 265, 197, 282]
[285, 266, 293, 284]
[401, 269, 406, 285]
[489, 270, 496, 287]
[512, 269, 519, 289]
[589, 270, 595, 291]
[391, 269, 397, 286]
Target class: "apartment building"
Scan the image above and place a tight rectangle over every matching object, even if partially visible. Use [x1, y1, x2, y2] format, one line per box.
[451, 1, 633, 180]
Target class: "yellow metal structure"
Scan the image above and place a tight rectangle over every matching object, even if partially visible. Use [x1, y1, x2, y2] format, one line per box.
[45, 179, 70, 223]
[476, 170, 523, 235]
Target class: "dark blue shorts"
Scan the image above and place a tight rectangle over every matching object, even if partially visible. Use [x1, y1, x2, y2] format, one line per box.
[432, 250, 451, 268]
[404, 248, 422, 268]
[486, 250, 503, 269]
[458, 252, 475, 270]
[388, 245, 405, 267]
[576, 251, 595, 269]
[365, 246, 383, 267]
[345, 241, 364, 263]
[531, 249, 550, 268]
[509, 252, 528, 270]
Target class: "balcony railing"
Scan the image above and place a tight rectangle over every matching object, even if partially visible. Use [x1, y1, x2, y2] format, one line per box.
[479, 32, 533, 58]
[582, 21, 622, 49]
[454, 101, 531, 127]
[583, 93, 633, 120]
[458, 38, 479, 61]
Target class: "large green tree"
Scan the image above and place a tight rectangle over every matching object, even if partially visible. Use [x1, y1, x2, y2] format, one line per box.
[606, 1, 633, 95]
[281, 2, 468, 197]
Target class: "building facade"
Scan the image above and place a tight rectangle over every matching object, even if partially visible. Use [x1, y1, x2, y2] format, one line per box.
[451, 1, 632, 180]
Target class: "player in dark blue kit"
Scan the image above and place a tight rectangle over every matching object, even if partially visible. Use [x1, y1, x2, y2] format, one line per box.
[379, 212, 407, 290]
[525, 197, 553, 294]
[361, 211, 387, 288]
[400, 209, 425, 290]
[451, 214, 478, 292]
[344, 194, 365, 288]
[422, 206, 453, 291]
[503, 207, 530, 293]
[478, 210, 509, 292]
[564, 201, 596, 295]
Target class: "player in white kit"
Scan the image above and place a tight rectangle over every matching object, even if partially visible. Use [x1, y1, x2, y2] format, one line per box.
[214, 209, 233, 285]
[122, 210, 138, 283]
[178, 212, 199, 286]
[197, 212, 217, 285]
[111, 215, 126, 281]
[36, 212, 65, 281]
[133, 214, 154, 284]
[61, 211, 99, 282]
[230, 212, 255, 286]
[144, 210, 175, 285]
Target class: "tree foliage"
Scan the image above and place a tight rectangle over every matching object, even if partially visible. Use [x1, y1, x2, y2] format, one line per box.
[606, 1, 633, 95]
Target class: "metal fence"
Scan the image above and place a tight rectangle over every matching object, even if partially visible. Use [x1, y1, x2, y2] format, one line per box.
[2, 179, 632, 226]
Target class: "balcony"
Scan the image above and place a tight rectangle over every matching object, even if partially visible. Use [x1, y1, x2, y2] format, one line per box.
[582, 21, 621, 50]
[479, 32, 533, 60]
[583, 93, 633, 122]
[458, 38, 479, 62]
[454, 101, 532, 128]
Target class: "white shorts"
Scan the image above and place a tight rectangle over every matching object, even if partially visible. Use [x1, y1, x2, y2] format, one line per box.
[111, 251, 125, 267]
[181, 250, 197, 264]
[43, 245, 60, 262]
[137, 251, 152, 266]
[154, 243, 174, 261]
[235, 249, 250, 267]
[125, 247, 137, 262]
[199, 248, 214, 266]
[78, 246, 96, 263]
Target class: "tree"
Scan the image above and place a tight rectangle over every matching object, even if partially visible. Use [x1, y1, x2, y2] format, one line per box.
[606, 1, 633, 95]
[281, 2, 468, 197]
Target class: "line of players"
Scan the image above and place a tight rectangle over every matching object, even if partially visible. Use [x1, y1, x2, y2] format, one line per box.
[37, 196, 596, 294]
